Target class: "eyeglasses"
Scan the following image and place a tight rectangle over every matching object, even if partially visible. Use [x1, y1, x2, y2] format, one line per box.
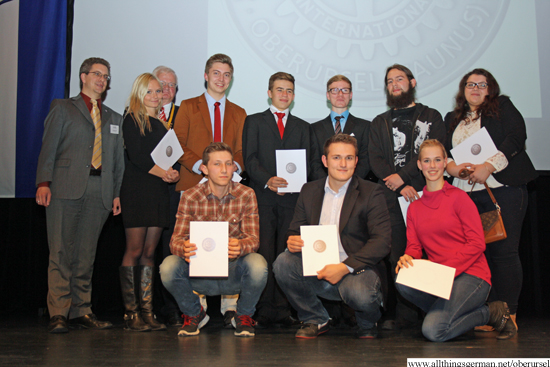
[87, 71, 111, 81]
[465, 82, 488, 89]
[160, 82, 177, 89]
[328, 88, 351, 94]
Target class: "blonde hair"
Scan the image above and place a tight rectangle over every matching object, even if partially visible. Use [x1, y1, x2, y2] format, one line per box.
[418, 139, 447, 160]
[125, 73, 161, 136]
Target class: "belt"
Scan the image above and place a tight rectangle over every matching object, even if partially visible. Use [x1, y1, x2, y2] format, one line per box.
[90, 168, 102, 176]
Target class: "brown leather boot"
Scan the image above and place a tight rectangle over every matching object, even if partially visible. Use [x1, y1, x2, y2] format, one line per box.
[140, 266, 167, 331]
[119, 266, 151, 332]
[487, 301, 517, 340]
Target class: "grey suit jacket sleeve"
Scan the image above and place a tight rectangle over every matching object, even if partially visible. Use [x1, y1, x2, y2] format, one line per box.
[36, 100, 66, 185]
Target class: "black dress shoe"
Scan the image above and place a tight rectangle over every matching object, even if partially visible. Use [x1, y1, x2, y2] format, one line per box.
[165, 311, 183, 326]
[223, 310, 236, 329]
[277, 315, 302, 328]
[254, 315, 272, 329]
[48, 315, 68, 334]
[70, 314, 112, 329]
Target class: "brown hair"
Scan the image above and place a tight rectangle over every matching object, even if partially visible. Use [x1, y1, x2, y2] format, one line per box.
[204, 53, 234, 75]
[323, 134, 358, 157]
[384, 64, 415, 85]
[449, 68, 501, 132]
[268, 72, 295, 91]
[418, 139, 447, 160]
[202, 142, 234, 166]
[326, 74, 352, 91]
[79, 57, 110, 90]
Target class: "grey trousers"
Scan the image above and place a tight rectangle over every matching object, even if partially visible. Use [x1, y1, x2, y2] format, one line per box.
[46, 176, 110, 319]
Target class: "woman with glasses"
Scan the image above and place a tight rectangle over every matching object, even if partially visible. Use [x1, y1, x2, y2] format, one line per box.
[395, 139, 516, 342]
[119, 73, 180, 331]
[444, 69, 537, 336]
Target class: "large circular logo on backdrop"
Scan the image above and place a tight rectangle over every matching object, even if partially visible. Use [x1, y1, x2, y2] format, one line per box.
[226, 0, 509, 106]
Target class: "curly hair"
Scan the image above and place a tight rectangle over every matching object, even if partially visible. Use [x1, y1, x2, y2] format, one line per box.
[449, 68, 502, 132]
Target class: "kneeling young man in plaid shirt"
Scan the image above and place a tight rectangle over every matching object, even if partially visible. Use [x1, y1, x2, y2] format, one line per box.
[161, 142, 267, 337]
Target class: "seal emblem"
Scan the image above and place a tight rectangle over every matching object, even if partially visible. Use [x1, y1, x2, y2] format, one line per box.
[166, 146, 173, 157]
[286, 162, 297, 174]
[202, 238, 216, 252]
[471, 144, 481, 155]
[313, 240, 327, 253]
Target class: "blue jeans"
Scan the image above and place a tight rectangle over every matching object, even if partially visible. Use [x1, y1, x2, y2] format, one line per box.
[396, 273, 490, 342]
[273, 251, 382, 330]
[160, 253, 267, 317]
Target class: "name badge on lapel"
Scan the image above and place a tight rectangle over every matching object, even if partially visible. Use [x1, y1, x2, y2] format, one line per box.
[110, 125, 119, 134]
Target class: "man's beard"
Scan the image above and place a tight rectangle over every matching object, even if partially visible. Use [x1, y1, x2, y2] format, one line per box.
[386, 84, 416, 109]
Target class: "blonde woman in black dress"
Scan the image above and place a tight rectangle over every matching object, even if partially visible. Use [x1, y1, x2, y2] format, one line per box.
[120, 73, 179, 331]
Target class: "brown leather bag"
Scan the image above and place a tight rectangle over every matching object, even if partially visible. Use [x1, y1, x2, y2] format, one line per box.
[459, 169, 507, 244]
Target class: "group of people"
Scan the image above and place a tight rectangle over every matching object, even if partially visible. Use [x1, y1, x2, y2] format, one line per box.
[36, 53, 536, 343]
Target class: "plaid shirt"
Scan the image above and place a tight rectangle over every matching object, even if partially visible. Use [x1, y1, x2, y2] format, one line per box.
[170, 181, 260, 259]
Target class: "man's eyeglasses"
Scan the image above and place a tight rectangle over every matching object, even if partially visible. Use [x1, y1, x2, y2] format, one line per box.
[328, 88, 351, 94]
[160, 82, 177, 89]
[87, 71, 111, 82]
[465, 82, 488, 89]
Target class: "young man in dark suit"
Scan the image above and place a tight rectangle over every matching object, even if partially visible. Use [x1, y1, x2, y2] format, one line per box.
[35, 57, 124, 333]
[273, 134, 391, 339]
[242, 72, 324, 328]
[310, 74, 371, 179]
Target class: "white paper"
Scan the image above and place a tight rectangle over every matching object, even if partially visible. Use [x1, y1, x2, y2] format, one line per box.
[276, 149, 307, 193]
[450, 127, 498, 165]
[189, 221, 228, 277]
[150, 129, 184, 170]
[300, 225, 340, 276]
[398, 191, 423, 226]
[199, 172, 242, 184]
[396, 259, 456, 300]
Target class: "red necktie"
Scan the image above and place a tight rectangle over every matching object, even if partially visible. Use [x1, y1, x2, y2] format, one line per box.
[214, 102, 221, 142]
[159, 107, 167, 122]
[275, 112, 285, 139]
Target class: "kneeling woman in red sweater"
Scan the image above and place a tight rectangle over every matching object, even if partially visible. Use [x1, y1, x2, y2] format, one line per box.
[395, 139, 516, 342]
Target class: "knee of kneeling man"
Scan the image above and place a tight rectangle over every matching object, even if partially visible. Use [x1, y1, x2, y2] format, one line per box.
[422, 324, 445, 343]
[160, 255, 185, 281]
[273, 251, 292, 277]
[243, 253, 268, 276]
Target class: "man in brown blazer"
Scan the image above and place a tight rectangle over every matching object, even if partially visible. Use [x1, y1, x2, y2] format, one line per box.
[174, 53, 246, 192]
[173, 53, 246, 327]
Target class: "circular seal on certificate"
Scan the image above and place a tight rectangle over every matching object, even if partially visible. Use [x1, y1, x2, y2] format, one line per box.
[313, 240, 327, 253]
[166, 146, 173, 157]
[286, 162, 297, 174]
[471, 144, 482, 155]
[202, 238, 216, 252]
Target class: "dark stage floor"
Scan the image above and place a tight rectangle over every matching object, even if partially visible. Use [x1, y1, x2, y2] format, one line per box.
[0, 312, 548, 366]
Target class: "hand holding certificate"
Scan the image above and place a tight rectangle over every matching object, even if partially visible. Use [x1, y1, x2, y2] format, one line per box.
[150, 129, 184, 170]
[276, 149, 307, 193]
[396, 259, 456, 300]
[189, 221, 229, 277]
[300, 225, 340, 276]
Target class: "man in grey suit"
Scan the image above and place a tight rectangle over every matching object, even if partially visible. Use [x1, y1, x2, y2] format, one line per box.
[36, 57, 124, 333]
[310, 75, 371, 179]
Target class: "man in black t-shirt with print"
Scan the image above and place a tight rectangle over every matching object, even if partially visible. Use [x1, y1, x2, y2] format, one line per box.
[368, 64, 445, 330]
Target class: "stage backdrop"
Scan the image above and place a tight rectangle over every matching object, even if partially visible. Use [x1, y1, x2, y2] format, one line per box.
[1, 0, 549, 198]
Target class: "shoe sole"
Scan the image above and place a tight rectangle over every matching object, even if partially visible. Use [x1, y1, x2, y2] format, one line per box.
[295, 328, 329, 339]
[178, 314, 210, 337]
[357, 335, 377, 339]
[234, 331, 255, 337]
[49, 326, 68, 334]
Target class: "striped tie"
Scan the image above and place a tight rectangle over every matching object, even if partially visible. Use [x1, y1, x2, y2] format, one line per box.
[334, 115, 343, 134]
[91, 99, 102, 169]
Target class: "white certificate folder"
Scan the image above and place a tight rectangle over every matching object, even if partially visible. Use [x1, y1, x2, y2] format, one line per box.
[450, 127, 498, 165]
[276, 149, 307, 193]
[150, 129, 184, 170]
[300, 225, 340, 276]
[189, 221, 228, 277]
[396, 259, 456, 300]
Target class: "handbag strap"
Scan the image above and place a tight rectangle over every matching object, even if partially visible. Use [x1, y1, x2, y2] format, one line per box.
[469, 182, 502, 212]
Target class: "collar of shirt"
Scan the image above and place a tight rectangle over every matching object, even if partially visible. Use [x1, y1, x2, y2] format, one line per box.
[80, 92, 102, 114]
[161, 102, 173, 119]
[202, 180, 236, 202]
[269, 105, 289, 127]
[205, 92, 226, 133]
[330, 110, 349, 131]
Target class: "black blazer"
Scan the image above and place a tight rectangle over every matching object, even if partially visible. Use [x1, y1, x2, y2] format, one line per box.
[243, 109, 324, 207]
[445, 96, 537, 186]
[286, 175, 391, 296]
[310, 113, 371, 179]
